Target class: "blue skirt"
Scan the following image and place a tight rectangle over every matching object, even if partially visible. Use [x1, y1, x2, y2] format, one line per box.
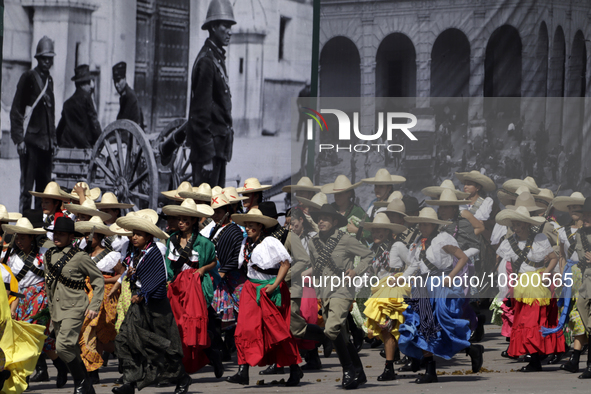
[398, 276, 471, 360]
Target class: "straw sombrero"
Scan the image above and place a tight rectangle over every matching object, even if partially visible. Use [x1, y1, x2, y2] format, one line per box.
[321, 175, 362, 194]
[161, 181, 193, 202]
[404, 207, 452, 225]
[110, 222, 133, 237]
[95, 192, 134, 209]
[455, 170, 496, 192]
[282, 177, 321, 193]
[2, 218, 46, 235]
[362, 168, 406, 185]
[553, 192, 586, 212]
[374, 191, 404, 209]
[29, 181, 70, 201]
[501, 176, 540, 195]
[116, 215, 169, 240]
[0, 205, 22, 223]
[222, 186, 248, 202]
[495, 206, 546, 227]
[211, 193, 232, 210]
[237, 178, 272, 194]
[64, 200, 112, 222]
[75, 216, 115, 236]
[62, 182, 102, 202]
[534, 188, 554, 206]
[421, 179, 470, 199]
[212, 186, 223, 196]
[426, 188, 471, 206]
[498, 185, 531, 207]
[179, 183, 212, 202]
[384, 198, 407, 217]
[163, 198, 214, 218]
[296, 192, 327, 210]
[505, 191, 546, 213]
[231, 208, 278, 228]
[309, 204, 348, 228]
[364, 212, 407, 233]
[126, 209, 159, 224]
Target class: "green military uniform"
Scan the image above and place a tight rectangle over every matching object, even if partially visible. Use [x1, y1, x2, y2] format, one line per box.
[45, 245, 104, 363]
[288, 232, 310, 338]
[575, 230, 591, 333]
[307, 231, 372, 340]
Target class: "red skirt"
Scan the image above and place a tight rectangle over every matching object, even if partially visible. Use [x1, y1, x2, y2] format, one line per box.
[295, 285, 319, 350]
[235, 280, 301, 367]
[508, 299, 565, 357]
[168, 269, 210, 373]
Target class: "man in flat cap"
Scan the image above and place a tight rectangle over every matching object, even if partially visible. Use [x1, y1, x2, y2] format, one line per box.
[10, 36, 57, 213]
[186, 0, 236, 188]
[56, 65, 102, 149]
[112, 62, 144, 128]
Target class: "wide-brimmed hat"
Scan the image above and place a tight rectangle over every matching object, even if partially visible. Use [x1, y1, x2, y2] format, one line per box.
[426, 188, 471, 206]
[110, 223, 133, 237]
[309, 204, 348, 228]
[161, 181, 193, 202]
[501, 177, 540, 195]
[362, 168, 406, 185]
[95, 192, 134, 209]
[125, 209, 160, 224]
[421, 179, 470, 199]
[321, 175, 362, 194]
[179, 183, 212, 202]
[402, 196, 422, 214]
[116, 215, 169, 240]
[75, 216, 115, 236]
[71, 64, 92, 82]
[212, 186, 223, 195]
[498, 185, 531, 207]
[231, 208, 278, 228]
[0, 205, 22, 223]
[455, 170, 496, 192]
[62, 182, 102, 202]
[64, 200, 112, 222]
[22, 209, 44, 228]
[211, 193, 232, 210]
[222, 186, 248, 203]
[576, 198, 591, 214]
[505, 191, 545, 213]
[162, 198, 214, 218]
[237, 178, 272, 194]
[534, 188, 554, 206]
[495, 206, 546, 227]
[296, 192, 327, 210]
[404, 207, 452, 225]
[2, 218, 46, 235]
[364, 212, 407, 233]
[46, 217, 83, 237]
[29, 181, 70, 201]
[282, 177, 321, 193]
[374, 191, 404, 209]
[259, 201, 284, 219]
[384, 198, 407, 217]
[553, 192, 586, 212]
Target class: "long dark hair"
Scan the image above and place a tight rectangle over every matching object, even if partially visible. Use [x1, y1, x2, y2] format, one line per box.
[292, 208, 314, 236]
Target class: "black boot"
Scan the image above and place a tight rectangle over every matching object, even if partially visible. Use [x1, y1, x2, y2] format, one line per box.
[393, 347, 400, 361]
[102, 352, 110, 368]
[67, 358, 95, 394]
[204, 347, 224, 378]
[561, 350, 581, 373]
[258, 363, 284, 375]
[89, 370, 100, 385]
[342, 365, 359, 390]
[377, 360, 396, 381]
[380, 349, 386, 359]
[579, 357, 591, 379]
[227, 364, 249, 385]
[53, 357, 69, 388]
[30, 356, 50, 382]
[173, 373, 192, 394]
[547, 352, 564, 364]
[285, 364, 303, 386]
[470, 314, 485, 343]
[301, 348, 322, 370]
[112, 383, 135, 394]
[415, 357, 438, 384]
[520, 353, 543, 372]
[333, 332, 357, 389]
[398, 357, 420, 372]
[347, 342, 366, 387]
[466, 344, 484, 373]
[396, 355, 408, 365]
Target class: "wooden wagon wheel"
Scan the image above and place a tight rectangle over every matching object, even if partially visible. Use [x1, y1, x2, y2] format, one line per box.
[155, 118, 192, 191]
[87, 119, 159, 209]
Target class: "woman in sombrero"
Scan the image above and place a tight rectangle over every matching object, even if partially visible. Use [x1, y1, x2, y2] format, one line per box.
[398, 207, 483, 384]
[226, 208, 302, 387]
[237, 177, 273, 212]
[283, 176, 321, 208]
[362, 213, 409, 381]
[95, 192, 134, 252]
[362, 168, 406, 222]
[494, 206, 563, 372]
[0, 205, 21, 246]
[113, 213, 192, 394]
[1, 218, 69, 388]
[75, 217, 122, 384]
[162, 198, 224, 378]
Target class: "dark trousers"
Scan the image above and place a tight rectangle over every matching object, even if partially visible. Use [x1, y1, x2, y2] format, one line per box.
[191, 157, 226, 188]
[19, 144, 52, 212]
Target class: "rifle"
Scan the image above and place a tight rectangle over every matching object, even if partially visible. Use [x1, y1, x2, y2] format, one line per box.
[85, 226, 96, 254]
[209, 212, 230, 241]
[1, 233, 16, 267]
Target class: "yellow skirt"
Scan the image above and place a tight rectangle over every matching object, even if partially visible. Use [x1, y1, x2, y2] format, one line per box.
[513, 269, 552, 306]
[364, 275, 410, 341]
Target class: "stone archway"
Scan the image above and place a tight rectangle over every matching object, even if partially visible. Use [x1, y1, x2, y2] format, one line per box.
[319, 36, 361, 97]
[375, 32, 416, 110]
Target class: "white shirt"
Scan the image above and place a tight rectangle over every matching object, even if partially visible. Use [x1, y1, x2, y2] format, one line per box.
[460, 197, 493, 221]
[3, 247, 47, 291]
[239, 237, 291, 281]
[167, 237, 200, 273]
[375, 241, 409, 280]
[559, 227, 579, 262]
[92, 250, 121, 274]
[403, 232, 459, 278]
[491, 223, 508, 246]
[496, 233, 553, 273]
[1, 264, 12, 285]
[200, 221, 216, 238]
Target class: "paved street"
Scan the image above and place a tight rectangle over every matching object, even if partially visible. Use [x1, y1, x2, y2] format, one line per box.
[26, 323, 589, 394]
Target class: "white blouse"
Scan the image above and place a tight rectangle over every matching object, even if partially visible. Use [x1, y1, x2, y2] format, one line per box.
[403, 232, 459, 278]
[239, 236, 292, 280]
[496, 233, 553, 273]
[460, 197, 493, 221]
[109, 235, 126, 253]
[1, 264, 12, 285]
[559, 227, 579, 261]
[92, 250, 121, 274]
[2, 247, 47, 291]
[167, 238, 199, 273]
[376, 241, 409, 280]
[491, 223, 508, 246]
